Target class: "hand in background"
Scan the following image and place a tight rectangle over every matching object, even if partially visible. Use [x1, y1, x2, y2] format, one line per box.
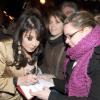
[17, 74, 38, 86]
[30, 87, 51, 100]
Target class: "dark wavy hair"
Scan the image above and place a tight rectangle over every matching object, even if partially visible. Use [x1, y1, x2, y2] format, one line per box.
[44, 7, 66, 32]
[12, 9, 47, 69]
[48, 8, 66, 23]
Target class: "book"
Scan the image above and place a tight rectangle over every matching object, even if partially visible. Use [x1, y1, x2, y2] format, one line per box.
[17, 79, 54, 100]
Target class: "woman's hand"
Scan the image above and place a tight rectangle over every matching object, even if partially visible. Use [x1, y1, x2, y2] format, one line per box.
[17, 74, 38, 85]
[38, 74, 55, 81]
[30, 87, 51, 100]
[24, 64, 35, 74]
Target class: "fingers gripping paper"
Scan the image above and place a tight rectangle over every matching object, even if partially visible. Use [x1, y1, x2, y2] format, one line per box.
[17, 79, 54, 100]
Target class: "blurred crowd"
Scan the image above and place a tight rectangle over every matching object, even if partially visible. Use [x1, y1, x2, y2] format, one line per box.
[0, 1, 100, 100]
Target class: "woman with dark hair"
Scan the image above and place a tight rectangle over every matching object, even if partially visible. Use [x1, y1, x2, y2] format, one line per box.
[0, 9, 46, 100]
[30, 11, 100, 100]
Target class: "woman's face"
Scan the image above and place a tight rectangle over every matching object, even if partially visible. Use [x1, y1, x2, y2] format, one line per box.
[49, 16, 64, 37]
[22, 29, 40, 53]
[64, 23, 84, 47]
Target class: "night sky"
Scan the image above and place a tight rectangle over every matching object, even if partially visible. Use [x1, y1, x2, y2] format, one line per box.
[0, 0, 24, 18]
[0, 0, 100, 18]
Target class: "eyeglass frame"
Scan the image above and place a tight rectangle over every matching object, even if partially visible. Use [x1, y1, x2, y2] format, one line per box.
[65, 28, 83, 39]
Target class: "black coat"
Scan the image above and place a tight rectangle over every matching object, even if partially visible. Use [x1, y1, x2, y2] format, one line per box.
[49, 46, 100, 100]
[40, 35, 66, 79]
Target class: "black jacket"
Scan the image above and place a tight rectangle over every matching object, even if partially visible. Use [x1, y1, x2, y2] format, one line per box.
[49, 46, 100, 100]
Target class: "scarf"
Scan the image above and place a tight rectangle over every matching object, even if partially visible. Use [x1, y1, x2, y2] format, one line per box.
[64, 25, 100, 97]
[48, 34, 64, 46]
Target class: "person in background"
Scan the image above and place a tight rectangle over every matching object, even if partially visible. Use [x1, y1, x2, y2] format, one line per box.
[61, 1, 78, 17]
[39, 7, 67, 80]
[94, 14, 100, 25]
[0, 8, 46, 100]
[30, 11, 100, 100]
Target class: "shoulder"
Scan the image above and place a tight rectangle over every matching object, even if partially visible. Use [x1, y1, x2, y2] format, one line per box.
[88, 45, 100, 73]
[0, 37, 14, 65]
[0, 38, 13, 49]
[0, 33, 13, 45]
[92, 45, 100, 62]
[0, 35, 13, 57]
[94, 45, 100, 54]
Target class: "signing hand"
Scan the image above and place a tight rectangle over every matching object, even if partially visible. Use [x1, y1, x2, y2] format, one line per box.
[17, 74, 38, 85]
[30, 87, 51, 100]
[38, 74, 55, 81]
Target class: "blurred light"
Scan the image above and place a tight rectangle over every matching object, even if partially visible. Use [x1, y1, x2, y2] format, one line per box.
[3, 11, 14, 21]
[9, 16, 14, 20]
[40, 0, 46, 4]
[3, 11, 7, 15]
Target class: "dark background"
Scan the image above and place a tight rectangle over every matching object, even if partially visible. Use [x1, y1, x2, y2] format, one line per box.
[0, 0, 100, 19]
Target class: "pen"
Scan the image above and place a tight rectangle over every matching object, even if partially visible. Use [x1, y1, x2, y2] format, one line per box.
[30, 66, 39, 75]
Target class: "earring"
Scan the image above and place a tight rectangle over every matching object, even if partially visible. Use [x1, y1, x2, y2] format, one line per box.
[17, 41, 22, 62]
[18, 41, 21, 55]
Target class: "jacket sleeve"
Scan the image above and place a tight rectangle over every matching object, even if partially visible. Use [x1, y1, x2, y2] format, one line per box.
[49, 69, 100, 100]
[49, 46, 100, 100]
[52, 78, 66, 93]
[0, 41, 16, 94]
[49, 91, 89, 100]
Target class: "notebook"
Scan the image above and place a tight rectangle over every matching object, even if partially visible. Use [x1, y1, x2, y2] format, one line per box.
[17, 79, 54, 100]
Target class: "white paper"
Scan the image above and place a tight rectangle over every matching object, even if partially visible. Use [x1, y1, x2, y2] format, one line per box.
[19, 79, 54, 100]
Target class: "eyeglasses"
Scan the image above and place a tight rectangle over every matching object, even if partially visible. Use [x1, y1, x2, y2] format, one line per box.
[65, 28, 83, 39]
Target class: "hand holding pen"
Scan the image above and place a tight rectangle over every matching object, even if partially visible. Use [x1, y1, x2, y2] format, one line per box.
[17, 74, 38, 86]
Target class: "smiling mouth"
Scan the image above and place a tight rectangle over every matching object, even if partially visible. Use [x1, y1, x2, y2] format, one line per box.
[30, 47, 35, 50]
[30, 46, 37, 50]
[51, 28, 57, 31]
